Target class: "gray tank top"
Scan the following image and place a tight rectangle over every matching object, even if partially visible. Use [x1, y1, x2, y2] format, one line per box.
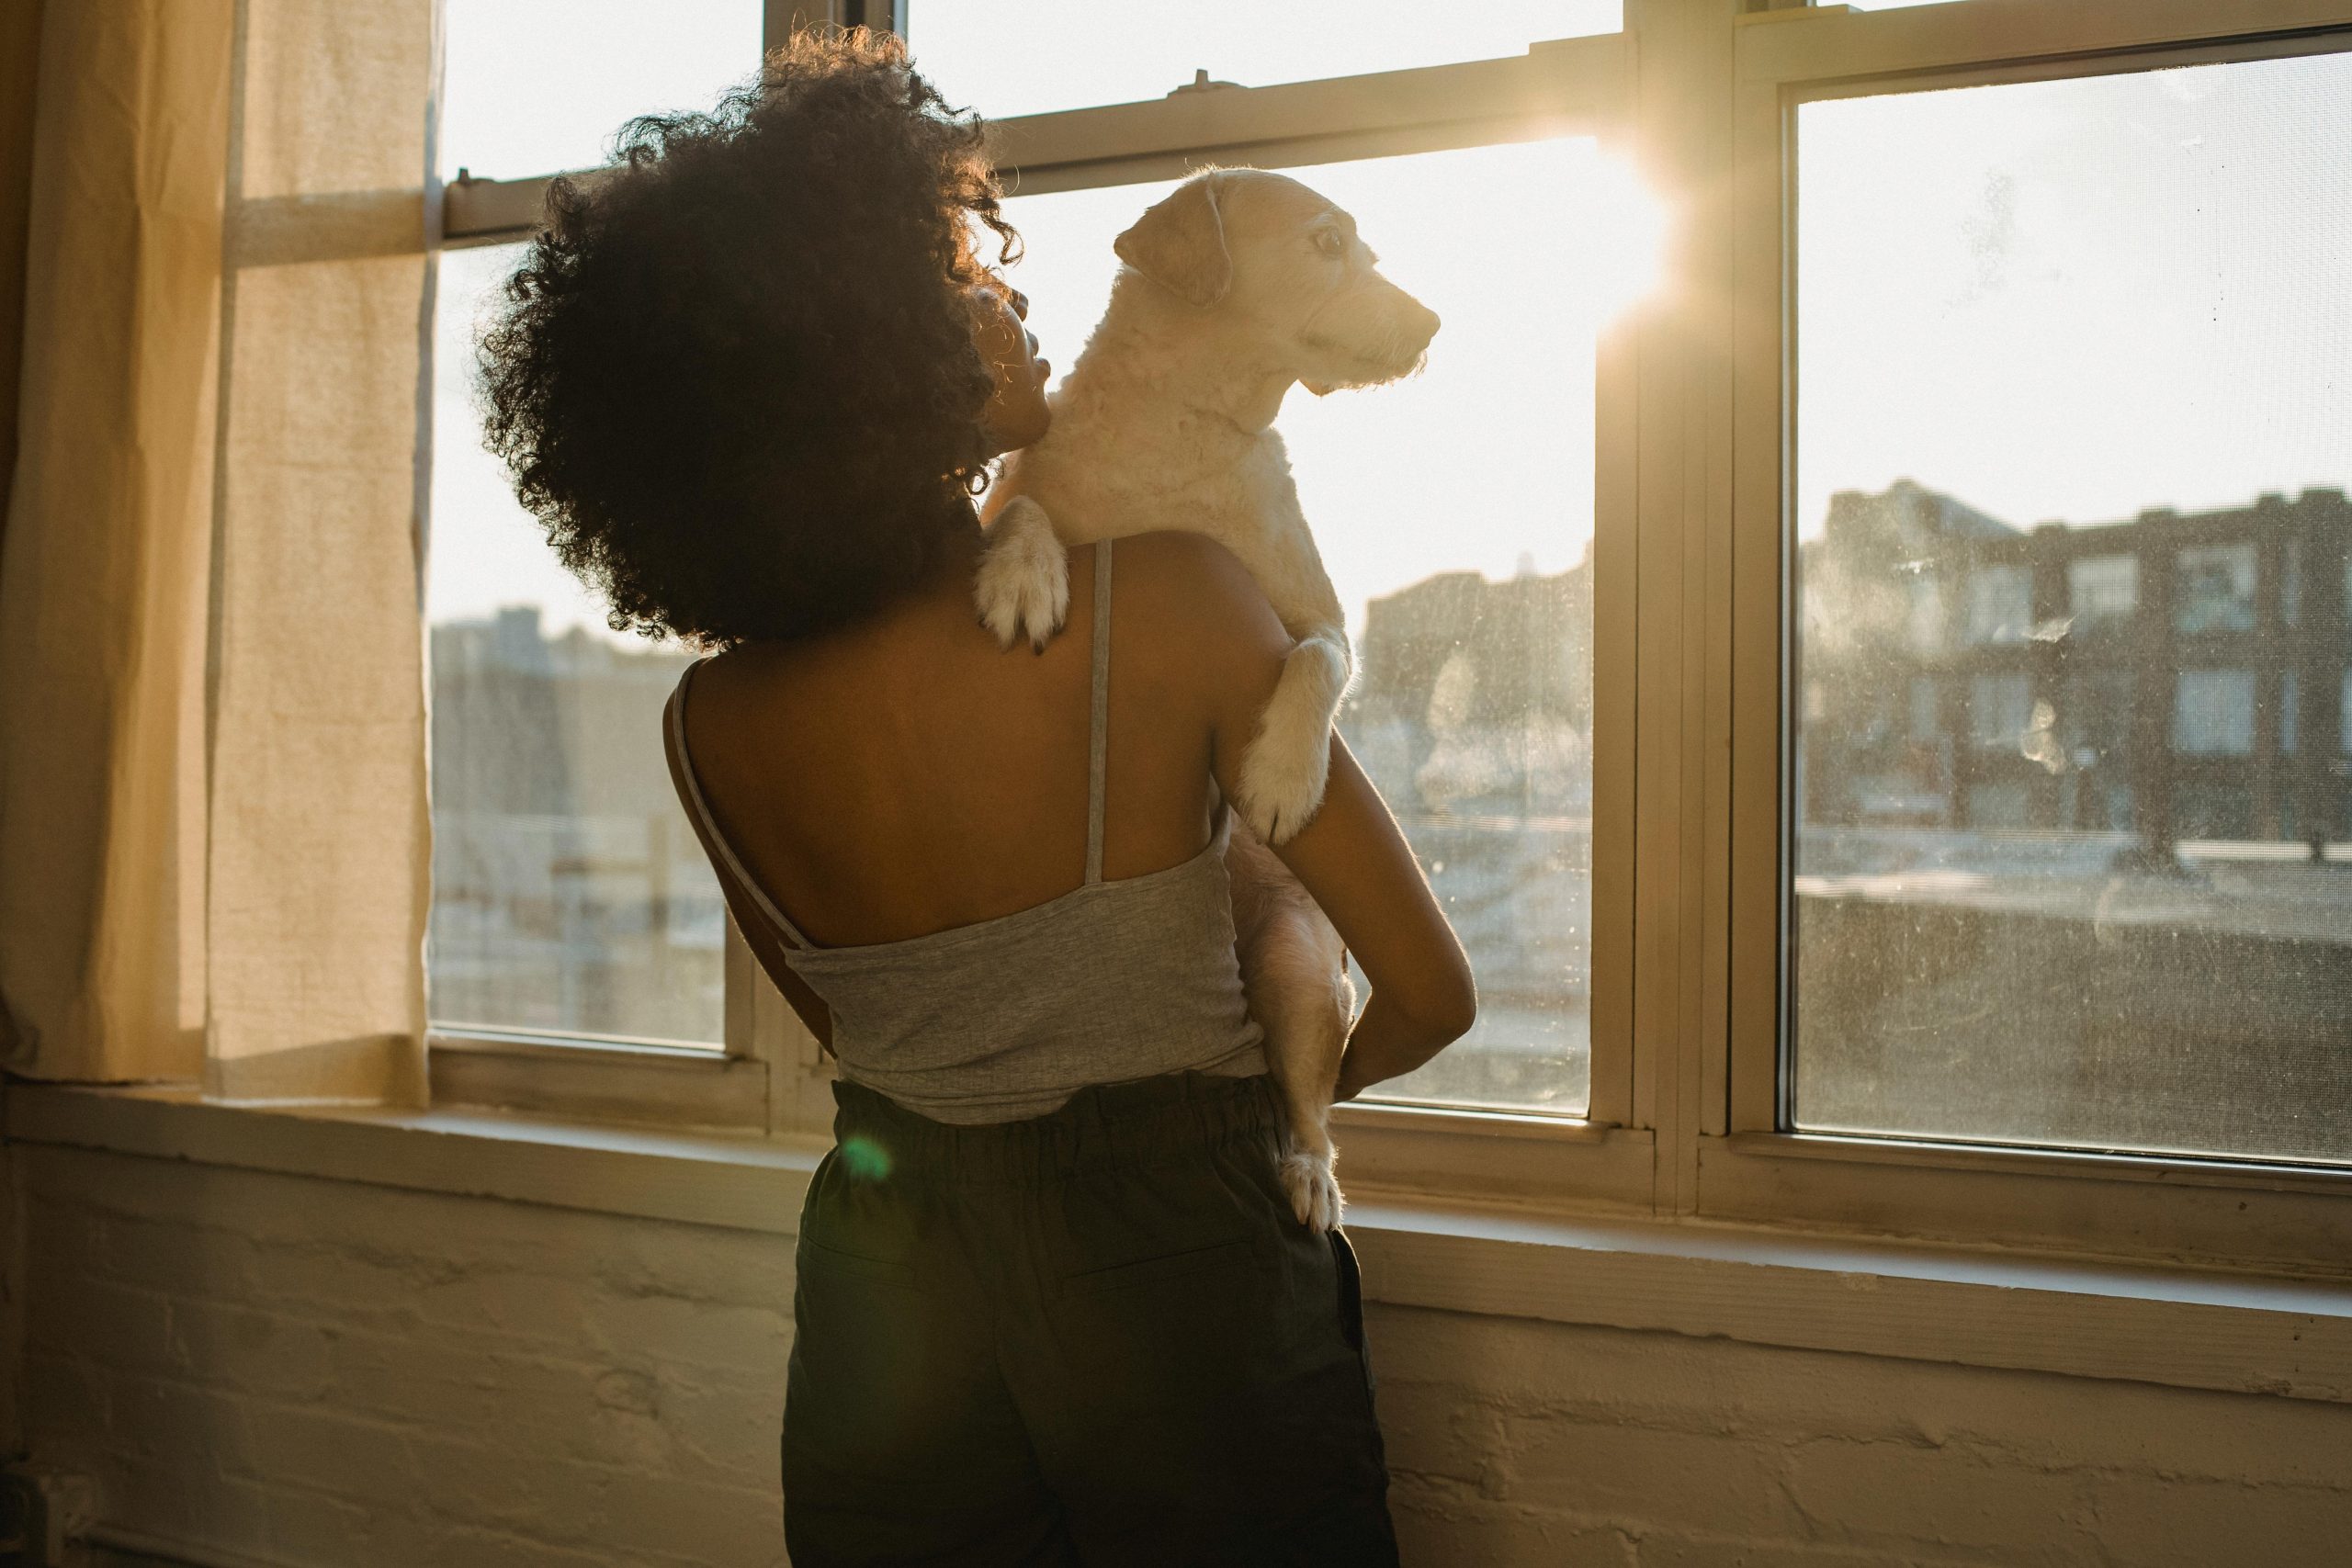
[665, 538, 1267, 1123]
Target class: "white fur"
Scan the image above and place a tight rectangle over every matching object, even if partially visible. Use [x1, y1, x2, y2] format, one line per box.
[976, 168, 1441, 1232]
[972, 497, 1067, 651]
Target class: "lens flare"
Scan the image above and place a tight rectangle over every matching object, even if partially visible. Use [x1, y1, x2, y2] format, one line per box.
[838, 1134, 892, 1180]
[1576, 150, 1671, 326]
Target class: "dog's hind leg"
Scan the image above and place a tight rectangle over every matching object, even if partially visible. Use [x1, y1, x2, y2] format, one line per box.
[973, 495, 1069, 652]
[1228, 828, 1352, 1233]
[1247, 908, 1353, 1234]
[1235, 625, 1351, 844]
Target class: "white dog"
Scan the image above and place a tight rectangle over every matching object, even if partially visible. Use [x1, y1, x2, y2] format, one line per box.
[974, 167, 1441, 1231]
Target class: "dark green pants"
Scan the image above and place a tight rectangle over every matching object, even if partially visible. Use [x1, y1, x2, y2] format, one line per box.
[782, 1069, 1400, 1567]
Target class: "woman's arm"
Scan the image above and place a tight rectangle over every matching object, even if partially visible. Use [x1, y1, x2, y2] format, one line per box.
[1139, 533, 1477, 1100]
[1257, 731, 1476, 1100]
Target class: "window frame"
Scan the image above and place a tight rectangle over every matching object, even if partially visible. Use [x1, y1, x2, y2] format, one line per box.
[425, 5, 1646, 1195]
[1718, 0, 2352, 1273]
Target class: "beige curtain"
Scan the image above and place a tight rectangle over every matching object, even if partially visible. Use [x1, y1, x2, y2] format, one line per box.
[0, 0, 231, 1085]
[204, 0, 435, 1103]
[0, 0, 435, 1104]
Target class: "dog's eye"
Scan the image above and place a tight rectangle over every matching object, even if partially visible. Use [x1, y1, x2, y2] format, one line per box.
[1312, 229, 1344, 258]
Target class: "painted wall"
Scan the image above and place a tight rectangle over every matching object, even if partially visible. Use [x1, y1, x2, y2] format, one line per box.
[17, 1141, 2352, 1567]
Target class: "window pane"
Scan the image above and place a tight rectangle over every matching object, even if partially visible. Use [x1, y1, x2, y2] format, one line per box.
[999, 140, 1651, 1113]
[1792, 53, 2352, 1164]
[2176, 542, 2259, 634]
[2066, 554, 2138, 630]
[907, 1, 1620, 120]
[439, 1, 761, 180]
[427, 247, 727, 1046]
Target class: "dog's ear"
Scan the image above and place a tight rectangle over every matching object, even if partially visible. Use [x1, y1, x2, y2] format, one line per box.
[1114, 175, 1231, 307]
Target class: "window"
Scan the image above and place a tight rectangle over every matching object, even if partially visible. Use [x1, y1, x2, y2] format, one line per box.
[427, 249, 730, 1048]
[2177, 543, 2258, 635]
[1906, 575, 1945, 654]
[942, 27, 1647, 1121]
[419, 0, 2352, 1265]
[1778, 37, 2352, 1174]
[426, 5, 766, 1048]
[1966, 673, 2031, 750]
[424, 0, 1642, 1151]
[2066, 553, 2137, 629]
[2173, 670, 2256, 756]
[1963, 564, 2031, 646]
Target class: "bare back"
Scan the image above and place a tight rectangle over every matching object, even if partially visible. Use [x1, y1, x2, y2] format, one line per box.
[671, 526, 1475, 1089]
[677, 536, 1222, 953]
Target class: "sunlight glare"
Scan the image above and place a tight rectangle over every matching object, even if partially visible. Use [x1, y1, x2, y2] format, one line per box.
[1569, 151, 1669, 327]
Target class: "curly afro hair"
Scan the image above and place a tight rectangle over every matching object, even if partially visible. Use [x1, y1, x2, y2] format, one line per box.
[476, 27, 1018, 649]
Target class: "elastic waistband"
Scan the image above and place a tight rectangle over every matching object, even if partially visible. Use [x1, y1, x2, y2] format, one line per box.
[828, 1069, 1278, 1183]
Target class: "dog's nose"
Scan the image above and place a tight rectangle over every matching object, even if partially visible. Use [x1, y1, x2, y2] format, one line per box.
[1407, 299, 1442, 348]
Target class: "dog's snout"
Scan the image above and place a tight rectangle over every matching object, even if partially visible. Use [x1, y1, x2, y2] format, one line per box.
[1408, 299, 1441, 344]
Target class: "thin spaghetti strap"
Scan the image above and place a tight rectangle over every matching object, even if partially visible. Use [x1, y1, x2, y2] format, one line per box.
[666, 659, 814, 950]
[1084, 538, 1113, 885]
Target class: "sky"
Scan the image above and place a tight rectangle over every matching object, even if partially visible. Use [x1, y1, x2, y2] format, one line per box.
[1796, 50, 2352, 541]
[428, 5, 2352, 639]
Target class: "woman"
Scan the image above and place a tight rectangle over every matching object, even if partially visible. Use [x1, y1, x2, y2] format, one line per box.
[480, 28, 1475, 1567]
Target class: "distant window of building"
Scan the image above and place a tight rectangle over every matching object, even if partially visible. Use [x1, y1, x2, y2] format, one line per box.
[2063, 666, 2135, 759]
[1908, 676, 1939, 743]
[2282, 537, 2302, 628]
[2175, 543, 2258, 634]
[1906, 575, 1944, 653]
[1964, 564, 2032, 645]
[2066, 554, 2139, 627]
[2343, 669, 2352, 755]
[2173, 669, 2256, 755]
[2282, 671, 2299, 754]
[1969, 673, 2033, 749]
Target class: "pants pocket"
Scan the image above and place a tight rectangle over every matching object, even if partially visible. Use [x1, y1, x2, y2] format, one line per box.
[1329, 1227, 1366, 1354]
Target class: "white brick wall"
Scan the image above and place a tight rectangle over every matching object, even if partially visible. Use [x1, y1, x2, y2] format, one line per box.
[17, 1142, 2352, 1567]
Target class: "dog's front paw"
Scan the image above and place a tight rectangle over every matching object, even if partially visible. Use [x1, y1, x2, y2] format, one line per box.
[1279, 1149, 1344, 1234]
[973, 497, 1069, 651]
[1235, 721, 1332, 846]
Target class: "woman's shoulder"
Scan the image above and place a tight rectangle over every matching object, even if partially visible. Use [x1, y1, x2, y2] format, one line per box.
[1107, 531, 1290, 667]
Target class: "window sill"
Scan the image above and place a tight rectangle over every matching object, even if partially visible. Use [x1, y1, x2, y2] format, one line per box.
[7, 1082, 2350, 1406]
